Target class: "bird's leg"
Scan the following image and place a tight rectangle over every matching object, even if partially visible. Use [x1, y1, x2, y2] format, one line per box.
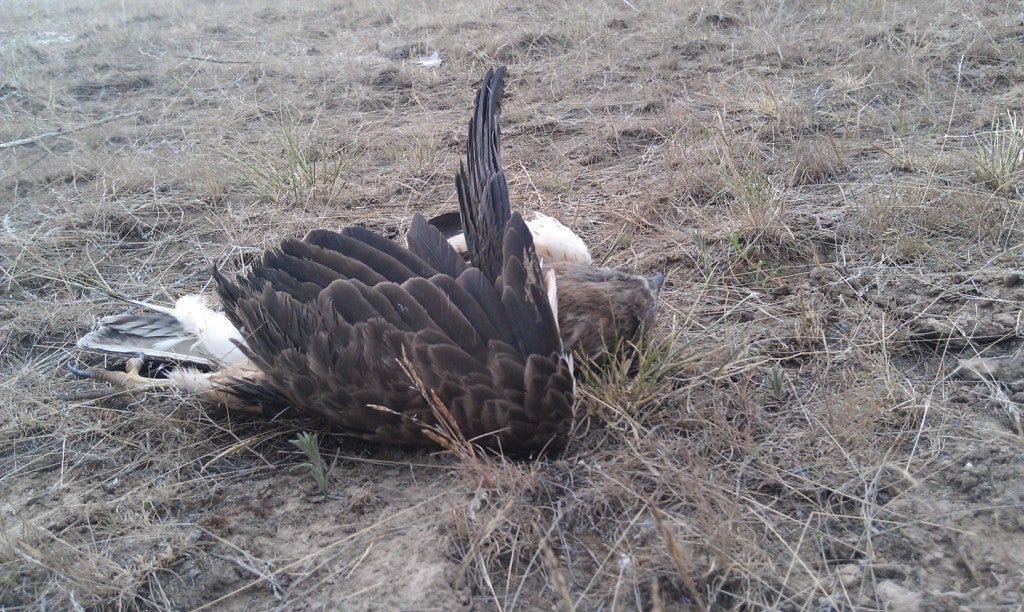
[67, 356, 267, 415]
[67, 354, 176, 400]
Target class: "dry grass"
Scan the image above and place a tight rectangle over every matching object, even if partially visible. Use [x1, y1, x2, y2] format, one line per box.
[3, 0, 1024, 608]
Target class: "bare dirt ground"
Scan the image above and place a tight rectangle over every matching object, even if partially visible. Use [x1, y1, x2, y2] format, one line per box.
[2, 0, 1024, 609]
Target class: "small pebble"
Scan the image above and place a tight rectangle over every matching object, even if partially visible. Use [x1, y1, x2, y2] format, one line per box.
[837, 564, 860, 588]
[875, 580, 922, 612]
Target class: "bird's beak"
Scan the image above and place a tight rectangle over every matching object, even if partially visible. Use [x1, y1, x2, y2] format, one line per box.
[647, 272, 665, 293]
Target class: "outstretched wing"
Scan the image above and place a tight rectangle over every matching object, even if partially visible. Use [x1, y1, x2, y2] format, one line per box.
[215, 66, 571, 455]
[455, 66, 509, 284]
[215, 216, 573, 455]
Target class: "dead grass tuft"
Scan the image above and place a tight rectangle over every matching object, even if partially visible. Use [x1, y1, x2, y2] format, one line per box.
[970, 112, 1024, 195]
[788, 135, 847, 186]
[853, 181, 1023, 263]
[222, 108, 352, 210]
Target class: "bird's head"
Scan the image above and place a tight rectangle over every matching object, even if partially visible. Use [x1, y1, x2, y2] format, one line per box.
[549, 262, 664, 360]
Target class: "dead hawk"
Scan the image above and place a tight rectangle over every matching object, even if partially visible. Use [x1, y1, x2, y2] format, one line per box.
[73, 67, 661, 455]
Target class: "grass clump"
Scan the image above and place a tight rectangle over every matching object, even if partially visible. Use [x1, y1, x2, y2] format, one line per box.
[971, 112, 1024, 194]
[223, 110, 350, 208]
[290, 431, 332, 495]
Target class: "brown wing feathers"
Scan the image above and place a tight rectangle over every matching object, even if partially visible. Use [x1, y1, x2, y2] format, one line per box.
[309, 227, 440, 281]
[498, 214, 561, 358]
[456, 66, 509, 284]
[212, 66, 573, 455]
[406, 214, 468, 277]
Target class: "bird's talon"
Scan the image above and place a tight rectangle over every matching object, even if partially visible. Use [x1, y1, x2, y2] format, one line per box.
[67, 361, 94, 379]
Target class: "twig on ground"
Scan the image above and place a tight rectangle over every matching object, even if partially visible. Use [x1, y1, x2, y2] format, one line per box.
[177, 55, 254, 65]
[0, 111, 141, 150]
[211, 553, 287, 600]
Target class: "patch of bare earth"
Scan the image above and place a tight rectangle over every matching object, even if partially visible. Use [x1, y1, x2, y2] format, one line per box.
[3, 0, 1023, 608]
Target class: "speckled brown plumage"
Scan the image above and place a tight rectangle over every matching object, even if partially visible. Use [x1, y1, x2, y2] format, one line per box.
[547, 261, 661, 359]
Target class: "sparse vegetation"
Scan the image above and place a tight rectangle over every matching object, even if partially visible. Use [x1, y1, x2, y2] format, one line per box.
[3, 0, 1024, 609]
[223, 109, 351, 209]
[971, 112, 1024, 195]
[290, 432, 332, 496]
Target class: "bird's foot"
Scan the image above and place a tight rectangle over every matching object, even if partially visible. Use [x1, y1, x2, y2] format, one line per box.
[66, 354, 175, 400]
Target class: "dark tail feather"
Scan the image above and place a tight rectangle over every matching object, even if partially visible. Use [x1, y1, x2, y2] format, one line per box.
[499, 213, 561, 357]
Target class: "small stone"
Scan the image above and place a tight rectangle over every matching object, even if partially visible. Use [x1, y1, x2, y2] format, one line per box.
[875, 580, 922, 612]
[102, 478, 119, 493]
[837, 564, 860, 588]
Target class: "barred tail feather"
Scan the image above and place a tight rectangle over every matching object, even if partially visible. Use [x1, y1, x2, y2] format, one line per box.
[78, 294, 251, 369]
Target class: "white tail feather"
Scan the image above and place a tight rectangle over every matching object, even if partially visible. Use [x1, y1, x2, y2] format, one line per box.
[169, 295, 249, 368]
[78, 294, 250, 370]
[544, 267, 559, 335]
